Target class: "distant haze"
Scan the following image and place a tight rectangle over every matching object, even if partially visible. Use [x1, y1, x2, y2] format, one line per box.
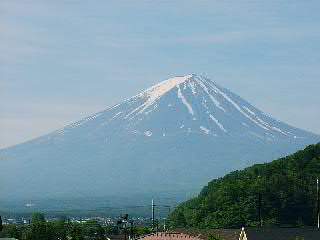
[1, 0, 320, 149]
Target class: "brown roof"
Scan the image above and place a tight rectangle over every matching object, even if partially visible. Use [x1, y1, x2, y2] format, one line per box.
[135, 232, 202, 240]
[176, 227, 320, 240]
[174, 228, 240, 240]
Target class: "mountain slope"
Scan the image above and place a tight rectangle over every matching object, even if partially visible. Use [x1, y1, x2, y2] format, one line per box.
[169, 143, 320, 228]
[0, 74, 319, 206]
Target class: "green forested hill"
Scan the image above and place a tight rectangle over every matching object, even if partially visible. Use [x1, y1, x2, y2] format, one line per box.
[169, 143, 320, 228]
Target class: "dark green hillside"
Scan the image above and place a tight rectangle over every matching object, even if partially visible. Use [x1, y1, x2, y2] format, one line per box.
[169, 143, 320, 228]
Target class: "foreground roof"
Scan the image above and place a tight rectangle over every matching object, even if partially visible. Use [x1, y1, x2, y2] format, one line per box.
[177, 227, 320, 240]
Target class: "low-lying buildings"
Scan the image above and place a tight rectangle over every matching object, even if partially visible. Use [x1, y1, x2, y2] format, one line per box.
[135, 228, 320, 240]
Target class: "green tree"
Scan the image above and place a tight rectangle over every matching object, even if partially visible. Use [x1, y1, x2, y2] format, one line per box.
[52, 220, 68, 240]
[31, 213, 46, 223]
[0, 224, 22, 239]
[70, 223, 85, 240]
[27, 212, 56, 240]
[169, 143, 320, 228]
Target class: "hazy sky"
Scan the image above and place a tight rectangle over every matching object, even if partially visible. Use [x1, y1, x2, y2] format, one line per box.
[1, 0, 320, 148]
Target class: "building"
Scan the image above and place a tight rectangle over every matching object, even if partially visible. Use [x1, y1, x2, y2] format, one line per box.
[135, 232, 202, 240]
[159, 228, 320, 240]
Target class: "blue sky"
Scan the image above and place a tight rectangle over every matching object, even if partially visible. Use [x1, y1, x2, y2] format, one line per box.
[1, 0, 320, 148]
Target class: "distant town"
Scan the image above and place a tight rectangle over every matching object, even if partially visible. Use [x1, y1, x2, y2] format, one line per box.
[1, 215, 152, 227]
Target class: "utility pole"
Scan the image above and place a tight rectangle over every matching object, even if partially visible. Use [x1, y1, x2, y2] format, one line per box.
[164, 206, 171, 232]
[129, 220, 134, 240]
[117, 214, 129, 240]
[152, 199, 155, 231]
[317, 178, 319, 230]
[0, 215, 3, 232]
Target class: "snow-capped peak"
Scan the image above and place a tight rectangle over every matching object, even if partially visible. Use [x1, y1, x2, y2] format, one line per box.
[144, 74, 193, 99]
[122, 73, 301, 138]
[125, 74, 193, 118]
[60, 73, 311, 141]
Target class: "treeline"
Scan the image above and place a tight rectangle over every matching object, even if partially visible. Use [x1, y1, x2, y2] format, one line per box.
[169, 143, 320, 228]
[0, 212, 151, 240]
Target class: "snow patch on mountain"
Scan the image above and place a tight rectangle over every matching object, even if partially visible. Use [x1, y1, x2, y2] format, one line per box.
[188, 81, 197, 95]
[207, 81, 271, 131]
[125, 75, 192, 119]
[243, 106, 256, 115]
[200, 126, 210, 134]
[177, 84, 194, 115]
[144, 130, 152, 137]
[145, 75, 192, 98]
[195, 77, 226, 112]
[209, 114, 227, 133]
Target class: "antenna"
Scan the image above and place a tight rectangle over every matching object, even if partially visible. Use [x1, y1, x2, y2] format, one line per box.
[164, 205, 171, 232]
[152, 199, 155, 230]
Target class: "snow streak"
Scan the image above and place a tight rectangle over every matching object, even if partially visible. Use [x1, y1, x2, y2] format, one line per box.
[209, 114, 227, 133]
[177, 84, 194, 115]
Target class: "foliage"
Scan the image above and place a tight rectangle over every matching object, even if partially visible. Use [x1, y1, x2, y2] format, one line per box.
[0, 224, 25, 239]
[0, 216, 152, 240]
[31, 212, 46, 223]
[132, 226, 152, 235]
[169, 143, 320, 228]
[208, 234, 223, 240]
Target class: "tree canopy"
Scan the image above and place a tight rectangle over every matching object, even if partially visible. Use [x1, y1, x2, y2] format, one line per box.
[169, 143, 320, 228]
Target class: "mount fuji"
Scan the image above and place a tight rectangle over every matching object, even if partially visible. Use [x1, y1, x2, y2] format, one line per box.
[0, 74, 319, 207]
